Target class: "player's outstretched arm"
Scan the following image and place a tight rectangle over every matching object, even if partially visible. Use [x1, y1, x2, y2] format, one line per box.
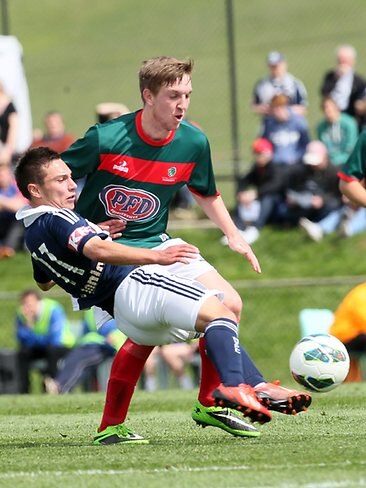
[193, 193, 261, 274]
[83, 236, 199, 266]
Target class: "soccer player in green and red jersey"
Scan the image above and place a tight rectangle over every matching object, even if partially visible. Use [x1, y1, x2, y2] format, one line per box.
[339, 130, 366, 205]
[62, 56, 310, 444]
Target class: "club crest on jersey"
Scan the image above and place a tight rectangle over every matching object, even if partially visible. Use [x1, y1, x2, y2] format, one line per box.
[100, 185, 161, 222]
[68, 226, 96, 251]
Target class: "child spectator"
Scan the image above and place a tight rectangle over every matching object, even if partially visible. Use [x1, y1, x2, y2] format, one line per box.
[259, 94, 310, 166]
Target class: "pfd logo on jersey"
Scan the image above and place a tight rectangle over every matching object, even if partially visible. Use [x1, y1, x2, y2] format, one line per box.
[100, 185, 161, 222]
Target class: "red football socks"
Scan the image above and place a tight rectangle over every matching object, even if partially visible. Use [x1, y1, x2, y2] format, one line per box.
[98, 339, 154, 431]
[197, 337, 220, 407]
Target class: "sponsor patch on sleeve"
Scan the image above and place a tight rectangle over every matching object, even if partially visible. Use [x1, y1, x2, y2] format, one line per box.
[68, 226, 96, 251]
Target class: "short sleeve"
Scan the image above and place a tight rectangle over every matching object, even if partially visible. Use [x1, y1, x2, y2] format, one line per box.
[62, 125, 101, 179]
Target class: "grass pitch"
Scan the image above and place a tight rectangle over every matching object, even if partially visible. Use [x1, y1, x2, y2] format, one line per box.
[0, 384, 365, 488]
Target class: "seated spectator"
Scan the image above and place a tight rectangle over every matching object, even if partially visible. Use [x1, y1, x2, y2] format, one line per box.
[143, 342, 198, 392]
[316, 97, 358, 166]
[15, 289, 75, 394]
[354, 86, 366, 133]
[329, 282, 366, 360]
[31, 111, 76, 153]
[259, 94, 310, 166]
[281, 140, 342, 226]
[299, 195, 366, 242]
[44, 310, 126, 394]
[221, 138, 285, 245]
[320, 44, 366, 130]
[95, 102, 131, 123]
[0, 82, 18, 165]
[251, 51, 308, 117]
[0, 160, 27, 258]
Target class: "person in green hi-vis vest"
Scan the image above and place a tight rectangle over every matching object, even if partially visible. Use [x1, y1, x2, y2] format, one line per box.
[44, 310, 126, 394]
[15, 289, 75, 393]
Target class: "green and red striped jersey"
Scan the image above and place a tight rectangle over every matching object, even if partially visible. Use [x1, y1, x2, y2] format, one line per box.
[62, 110, 218, 248]
[338, 130, 366, 183]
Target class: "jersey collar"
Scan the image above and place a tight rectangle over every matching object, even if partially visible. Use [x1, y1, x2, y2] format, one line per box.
[135, 110, 175, 146]
[16, 204, 60, 227]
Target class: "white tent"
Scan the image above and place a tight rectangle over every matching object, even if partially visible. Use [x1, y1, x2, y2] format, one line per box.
[0, 35, 32, 153]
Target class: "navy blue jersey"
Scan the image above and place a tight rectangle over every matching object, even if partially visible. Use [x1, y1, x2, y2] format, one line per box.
[19, 206, 134, 313]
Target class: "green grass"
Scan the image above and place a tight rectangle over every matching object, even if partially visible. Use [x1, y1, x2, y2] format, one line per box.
[0, 385, 365, 487]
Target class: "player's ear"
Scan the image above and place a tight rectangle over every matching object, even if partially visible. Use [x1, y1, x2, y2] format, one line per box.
[142, 88, 154, 106]
[28, 183, 42, 199]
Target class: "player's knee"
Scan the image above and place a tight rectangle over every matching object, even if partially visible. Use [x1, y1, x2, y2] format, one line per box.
[195, 297, 237, 332]
[223, 291, 242, 321]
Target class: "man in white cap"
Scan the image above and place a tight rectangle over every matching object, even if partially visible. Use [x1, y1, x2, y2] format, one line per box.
[251, 51, 308, 118]
[283, 140, 342, 227]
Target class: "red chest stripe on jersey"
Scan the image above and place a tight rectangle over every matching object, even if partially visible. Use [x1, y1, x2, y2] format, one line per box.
[98, 154, 196, 185]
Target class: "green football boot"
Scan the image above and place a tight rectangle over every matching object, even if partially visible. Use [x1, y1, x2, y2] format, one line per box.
[94, 423, 149, 445]
[191, 400, 260, 438]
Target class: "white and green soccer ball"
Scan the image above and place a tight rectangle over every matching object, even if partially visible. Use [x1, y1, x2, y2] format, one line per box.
[289, 333, 350, 392]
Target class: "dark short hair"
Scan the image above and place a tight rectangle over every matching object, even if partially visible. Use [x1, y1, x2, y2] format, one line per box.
[15, 146, 61, 200]
[138, 56, 193, 100]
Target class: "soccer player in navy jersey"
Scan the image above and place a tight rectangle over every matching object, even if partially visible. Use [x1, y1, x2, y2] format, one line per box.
[60, 57, 311, 443]
[13, 146, 302, 442]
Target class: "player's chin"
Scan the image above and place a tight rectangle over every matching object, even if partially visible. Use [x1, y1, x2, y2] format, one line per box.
[64, 198, 76, 209]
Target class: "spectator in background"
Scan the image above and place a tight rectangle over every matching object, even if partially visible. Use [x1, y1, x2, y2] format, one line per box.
[95, 102, 131, 123]
[143, 342, 198, 392]
[15, 289, 75, 394]
[316, 96, 358, 167]
[251, 51, 308, 118]
[45, 310, 126, 394]
[259, 94, 310, 166]
[31, 111, 76, 153]
[0, 82, 18, 165]
[222, 138, 285, 245]
[320, 45, 366, 130]
[299, 194, 366, 242]
[354, 86, 366, 133]
[282, 140, 342, 226]
[0, 160, 27, 258]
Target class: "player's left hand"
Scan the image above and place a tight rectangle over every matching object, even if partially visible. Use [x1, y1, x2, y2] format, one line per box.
[98, 219, 127, 239]
[226, 235, 261, 274]
[156, 244, 200, 265]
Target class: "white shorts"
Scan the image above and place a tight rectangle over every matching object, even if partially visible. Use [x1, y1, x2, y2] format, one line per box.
[153, 238, 215, 280]
[113, 264, 223, 345]
[92, 237, 216, 330]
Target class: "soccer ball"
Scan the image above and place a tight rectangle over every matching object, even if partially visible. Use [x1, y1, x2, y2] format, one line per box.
[289, 333, 350, 392]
